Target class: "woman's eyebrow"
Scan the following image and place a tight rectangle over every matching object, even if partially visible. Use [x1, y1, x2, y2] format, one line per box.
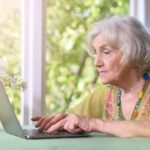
[92, 44, 110, 53]
[98, 44, 109, 50]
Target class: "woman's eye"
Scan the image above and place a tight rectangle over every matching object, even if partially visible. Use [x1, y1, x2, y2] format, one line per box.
[103, 49, 110, 54]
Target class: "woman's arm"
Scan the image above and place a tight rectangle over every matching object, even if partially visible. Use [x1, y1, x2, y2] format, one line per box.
[82, 117, 150, 137]
[44, 114, 150, 137]
[100, 120, 150, 137]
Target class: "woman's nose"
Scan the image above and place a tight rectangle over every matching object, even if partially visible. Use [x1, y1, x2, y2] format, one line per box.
[94, 54, 103, 67]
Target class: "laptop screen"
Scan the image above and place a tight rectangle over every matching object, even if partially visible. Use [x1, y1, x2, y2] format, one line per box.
[0, 82, 25, 138]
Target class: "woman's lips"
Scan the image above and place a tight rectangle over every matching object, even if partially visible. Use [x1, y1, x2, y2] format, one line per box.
[99, 71, 107, 76]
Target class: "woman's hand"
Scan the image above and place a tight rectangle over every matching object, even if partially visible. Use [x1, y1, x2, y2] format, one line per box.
[46, 113, 103, 133]
[31, 113, 67, 132]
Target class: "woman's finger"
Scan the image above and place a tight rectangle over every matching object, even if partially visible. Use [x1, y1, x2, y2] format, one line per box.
[46, 118, 66, 133]
[64, 123, 82, 133]
[35, 116, 47, 128]
[31, 116, 42, 121]
[44, 113, 67, 130]
[44, 119, 58, 131]
[38, 116, 54, 131]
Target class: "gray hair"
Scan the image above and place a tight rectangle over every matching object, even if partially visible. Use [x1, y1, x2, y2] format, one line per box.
[86, 16, 150, 74]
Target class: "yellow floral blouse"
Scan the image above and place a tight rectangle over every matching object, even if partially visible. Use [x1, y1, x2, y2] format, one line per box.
[68, 83, 150, 120]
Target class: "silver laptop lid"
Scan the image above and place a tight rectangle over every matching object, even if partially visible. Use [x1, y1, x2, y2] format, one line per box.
[0, 81, 25, 138]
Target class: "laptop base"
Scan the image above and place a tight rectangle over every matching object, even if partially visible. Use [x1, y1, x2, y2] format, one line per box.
[24, 129, 90, 139]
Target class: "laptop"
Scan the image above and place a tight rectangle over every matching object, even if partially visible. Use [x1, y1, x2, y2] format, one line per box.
[0, 81, 90, 139]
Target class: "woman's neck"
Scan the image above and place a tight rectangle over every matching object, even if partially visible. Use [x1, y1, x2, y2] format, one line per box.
[121, 78, 144, 95]
[115, 71, 145, 95]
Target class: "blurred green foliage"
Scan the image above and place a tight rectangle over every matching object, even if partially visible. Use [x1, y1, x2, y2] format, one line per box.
[0, 5, 21, 115]
[45, 0, 129, 114]
[0, 0, 129, 116]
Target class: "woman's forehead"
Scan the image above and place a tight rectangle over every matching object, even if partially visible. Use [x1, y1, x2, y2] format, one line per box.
[92, 33, 108, 45]
[93, 31, 119, 50]
[92, 33, 114, 49]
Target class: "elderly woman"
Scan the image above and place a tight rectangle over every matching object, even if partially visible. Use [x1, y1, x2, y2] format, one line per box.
[32, 16, 150, 137]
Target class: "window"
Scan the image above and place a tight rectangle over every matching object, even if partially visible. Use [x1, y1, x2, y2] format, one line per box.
[0, 0, 22, 117]
[45, 0, 129, 114]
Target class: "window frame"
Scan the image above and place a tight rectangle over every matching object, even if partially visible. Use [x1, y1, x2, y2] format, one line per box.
[21, 0, 150, 125]
[21, 0, 47, 125]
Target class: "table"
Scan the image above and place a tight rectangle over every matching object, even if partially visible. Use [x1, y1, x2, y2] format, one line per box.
[0, 128, 150, 150]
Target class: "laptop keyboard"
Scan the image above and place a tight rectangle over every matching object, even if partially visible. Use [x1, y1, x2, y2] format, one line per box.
[23, 129, 90, 139]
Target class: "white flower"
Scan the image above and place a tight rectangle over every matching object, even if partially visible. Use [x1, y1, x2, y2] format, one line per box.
[0, 70, 26, 91]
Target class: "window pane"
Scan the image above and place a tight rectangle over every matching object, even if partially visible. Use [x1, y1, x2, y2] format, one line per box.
[45, 0, 129, 114]
[0, 0, 22, 118]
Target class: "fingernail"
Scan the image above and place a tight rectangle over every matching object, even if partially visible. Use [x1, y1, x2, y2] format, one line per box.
[38, 128, 43, 132]
[47, 129, 52, 133]
[35, 124, 39, 127]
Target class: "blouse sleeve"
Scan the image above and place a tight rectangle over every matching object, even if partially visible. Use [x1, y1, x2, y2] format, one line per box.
[67, 85, 108, 119]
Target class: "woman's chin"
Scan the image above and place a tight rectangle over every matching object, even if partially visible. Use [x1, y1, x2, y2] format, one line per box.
[100, 77, 115, 84]
[100, 79, 111, 85]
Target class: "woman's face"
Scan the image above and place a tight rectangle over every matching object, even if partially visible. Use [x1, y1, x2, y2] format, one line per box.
[92, 33, 133, 85]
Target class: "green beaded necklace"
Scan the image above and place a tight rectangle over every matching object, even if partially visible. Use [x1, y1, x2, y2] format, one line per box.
[116, 74, 150, 120]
